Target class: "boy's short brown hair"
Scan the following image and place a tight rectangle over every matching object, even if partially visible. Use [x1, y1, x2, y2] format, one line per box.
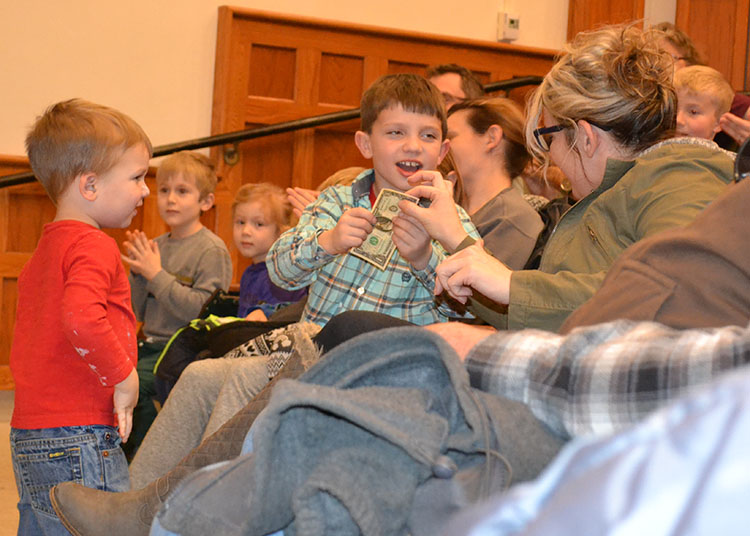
[360, 74, 447, 138]
[232, 182, 297, 233]
[156, 151, 217, 200]
[25, 98, 153, 204]
[674, 65, 734, 118]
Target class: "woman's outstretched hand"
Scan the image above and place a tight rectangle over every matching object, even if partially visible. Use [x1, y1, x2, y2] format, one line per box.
[435, 240, 513, 305]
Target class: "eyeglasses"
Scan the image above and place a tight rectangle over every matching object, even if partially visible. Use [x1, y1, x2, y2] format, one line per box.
[533, 125, 566, 152]
[533, 121, 613, 152]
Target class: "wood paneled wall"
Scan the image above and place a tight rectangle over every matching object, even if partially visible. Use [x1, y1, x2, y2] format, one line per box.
[0, 9, 557, 389]
[567, 0, 645, 39]
[676, 0, 750, 89]
[567, 0, 750, 91]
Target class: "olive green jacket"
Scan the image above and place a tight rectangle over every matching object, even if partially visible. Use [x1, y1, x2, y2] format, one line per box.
[470, 139, 734, 332]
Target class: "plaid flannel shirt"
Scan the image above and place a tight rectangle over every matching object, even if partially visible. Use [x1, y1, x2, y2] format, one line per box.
[268, 170, 479, 326]
[466, 320, 750, 438]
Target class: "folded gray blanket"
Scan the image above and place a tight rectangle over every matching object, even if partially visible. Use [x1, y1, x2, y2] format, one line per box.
[157, 327, 563, 536]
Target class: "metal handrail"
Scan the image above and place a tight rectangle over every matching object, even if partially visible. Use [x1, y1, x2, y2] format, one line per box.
[0, 76, 542, 189]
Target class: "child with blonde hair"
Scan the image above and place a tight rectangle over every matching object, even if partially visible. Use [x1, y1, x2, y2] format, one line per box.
[123, 150, 232, 456]
[11, 98, 150, 534]
[674, 65, 735, 140]
[233, 182, 307, 320]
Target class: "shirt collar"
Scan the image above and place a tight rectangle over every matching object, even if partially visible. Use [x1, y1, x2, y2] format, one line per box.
[351, 169, 376, 200]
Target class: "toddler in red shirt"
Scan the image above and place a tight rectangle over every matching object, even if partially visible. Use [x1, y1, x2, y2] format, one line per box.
[9, 99, 151, 535]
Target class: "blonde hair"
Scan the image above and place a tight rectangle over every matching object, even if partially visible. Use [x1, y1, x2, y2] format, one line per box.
[526, 24, 675, 171]
[674, 65, 734, 118]
[232, 182, 297, 234]
[25, 98, 152, 204]
[156, 151, 217, 199]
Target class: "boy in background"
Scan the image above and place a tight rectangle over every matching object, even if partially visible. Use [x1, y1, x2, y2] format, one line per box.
[268, 73, 479, 326]
[674, 65, 734, 140]
[10, 99, 150, 534]
[123, 151, 232, 456]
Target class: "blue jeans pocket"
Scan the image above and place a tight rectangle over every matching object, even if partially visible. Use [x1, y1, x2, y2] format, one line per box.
[13, 434, 89, 516]
[11, 426, 130, 520]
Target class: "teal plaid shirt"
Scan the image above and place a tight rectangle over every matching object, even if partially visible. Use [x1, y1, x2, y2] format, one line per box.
[268, 170, 479, 326]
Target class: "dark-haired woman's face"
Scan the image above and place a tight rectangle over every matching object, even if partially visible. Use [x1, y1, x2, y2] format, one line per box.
[447, 110, 486, 183]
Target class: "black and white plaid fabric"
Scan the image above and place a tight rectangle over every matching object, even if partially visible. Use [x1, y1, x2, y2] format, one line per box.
[466, 320, 750, 438]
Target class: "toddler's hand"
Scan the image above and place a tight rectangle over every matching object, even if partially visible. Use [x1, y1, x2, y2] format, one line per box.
[122, 230, 162, 280]
[113, 368, 139, 442]
[318, 207, 375, 255]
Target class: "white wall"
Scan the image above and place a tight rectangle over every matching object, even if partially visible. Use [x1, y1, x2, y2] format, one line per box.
[1, 0, 671, 157]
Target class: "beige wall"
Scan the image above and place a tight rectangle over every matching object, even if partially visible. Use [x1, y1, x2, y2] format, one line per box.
[0, 0, 672, 156]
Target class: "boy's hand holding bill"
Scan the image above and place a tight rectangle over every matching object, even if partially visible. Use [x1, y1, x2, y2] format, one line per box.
[318, 206, 375, 255]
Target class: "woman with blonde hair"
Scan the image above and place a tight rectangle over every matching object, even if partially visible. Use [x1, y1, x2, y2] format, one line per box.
[434, 24, 733, 333]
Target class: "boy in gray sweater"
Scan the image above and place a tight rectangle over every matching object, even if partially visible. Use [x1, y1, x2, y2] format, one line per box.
[123, 151, 232, 456]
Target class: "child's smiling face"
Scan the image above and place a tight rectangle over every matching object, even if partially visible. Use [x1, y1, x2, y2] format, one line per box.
[232, 200, 280, 263]
[676, 89, 722, 140]
[355, 104, 449, 195]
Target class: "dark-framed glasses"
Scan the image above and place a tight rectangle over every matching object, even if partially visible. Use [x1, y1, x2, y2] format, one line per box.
[533, 125, 566, 152]
[533, 121, 612, 152]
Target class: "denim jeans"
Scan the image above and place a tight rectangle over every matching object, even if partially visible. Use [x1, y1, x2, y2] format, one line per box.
[10, 425, 130, 536]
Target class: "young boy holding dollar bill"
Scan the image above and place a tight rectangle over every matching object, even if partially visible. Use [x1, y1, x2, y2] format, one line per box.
[268, 73, 479, 326]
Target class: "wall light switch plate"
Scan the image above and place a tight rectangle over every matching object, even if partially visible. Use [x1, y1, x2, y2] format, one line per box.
[498, 12, 520, 41]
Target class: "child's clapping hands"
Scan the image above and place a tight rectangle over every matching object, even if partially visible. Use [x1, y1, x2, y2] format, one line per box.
[122, 230, 162, 280]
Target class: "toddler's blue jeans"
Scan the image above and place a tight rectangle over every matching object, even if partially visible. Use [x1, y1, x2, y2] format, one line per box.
[10, 425, 129, 535]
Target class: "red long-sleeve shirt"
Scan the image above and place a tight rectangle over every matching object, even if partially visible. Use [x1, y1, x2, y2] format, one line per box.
[11, 221, 136, 429]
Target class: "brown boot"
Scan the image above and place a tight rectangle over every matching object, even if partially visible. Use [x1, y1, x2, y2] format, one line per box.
[50, 477, 169, 536]
[50, 347, 311, 535]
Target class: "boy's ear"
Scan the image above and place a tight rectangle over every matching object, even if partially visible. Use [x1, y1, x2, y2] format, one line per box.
[199, 192, 215, 212]
[485, 125, 503, 151]
[436, 138, 450, 166]
[354, 131, 373, 159]
[78, 173, 98, 201]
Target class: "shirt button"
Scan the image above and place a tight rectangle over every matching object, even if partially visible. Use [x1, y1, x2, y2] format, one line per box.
[357, 286, 365, 296]
[103, 451, 109, 458]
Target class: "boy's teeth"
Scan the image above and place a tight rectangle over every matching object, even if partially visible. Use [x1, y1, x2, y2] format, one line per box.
[398, 161, 421, 170]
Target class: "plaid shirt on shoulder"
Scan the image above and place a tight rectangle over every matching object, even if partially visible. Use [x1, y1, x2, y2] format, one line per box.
[466, 320, 750, 438]
[268, 170, 479, 326]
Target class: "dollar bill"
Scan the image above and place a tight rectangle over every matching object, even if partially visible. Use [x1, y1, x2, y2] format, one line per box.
[350, 188, 418, 270]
